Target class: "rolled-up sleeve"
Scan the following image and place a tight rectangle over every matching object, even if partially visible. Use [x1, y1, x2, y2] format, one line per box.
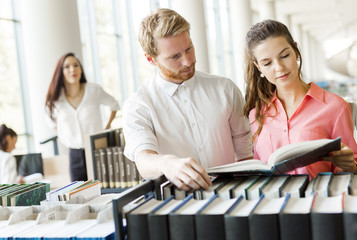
[230, 85, 253, 160]
[122, 99, 159, 161]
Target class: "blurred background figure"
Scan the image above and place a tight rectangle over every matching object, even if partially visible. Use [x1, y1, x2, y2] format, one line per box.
[45, 52, 120, 182]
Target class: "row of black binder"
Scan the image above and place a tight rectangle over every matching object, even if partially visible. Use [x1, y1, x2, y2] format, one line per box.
[111, 172, 357, 240]
[126, 192, 357, 240]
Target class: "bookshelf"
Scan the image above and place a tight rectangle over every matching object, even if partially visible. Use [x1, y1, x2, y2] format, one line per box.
[84, 128, 141, 194]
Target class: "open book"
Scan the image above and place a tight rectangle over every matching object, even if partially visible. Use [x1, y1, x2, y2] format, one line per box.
[207, 137, 341, 175]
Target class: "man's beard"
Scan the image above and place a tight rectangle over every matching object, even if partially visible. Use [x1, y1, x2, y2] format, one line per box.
[157, 62, 196, 83]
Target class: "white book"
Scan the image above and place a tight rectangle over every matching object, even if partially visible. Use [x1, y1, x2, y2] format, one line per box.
[231, 176, 260, 199]
[305, 178, 316, 197]
[350, 174, 357, 195]
[200, 197, 238, 215]
[261, 175, 289, 199]
[312, 194, 343, 213]
[329, 173, 352, 196]
[281, 195, 314, 214]
[75, 220, 115, 240]
[216, 179, 243, 200]
[246, 176, 269, 200]
[227, 198, 260, 217]
[47, 181, 85, 201]
[313, 173, 332, 197]
[252, 196, 287, 215]
[281, 175, 309, 198]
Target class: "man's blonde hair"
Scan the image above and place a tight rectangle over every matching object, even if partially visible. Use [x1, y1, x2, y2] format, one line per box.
[138, 8, 190, 57]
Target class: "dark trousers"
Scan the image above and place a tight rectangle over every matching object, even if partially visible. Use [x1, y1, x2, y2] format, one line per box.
[69, 148, 88, 182]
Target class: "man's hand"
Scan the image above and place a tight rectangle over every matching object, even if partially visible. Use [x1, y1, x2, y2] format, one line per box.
[135, 150, 212, 191]
[159, 155, 212, 191]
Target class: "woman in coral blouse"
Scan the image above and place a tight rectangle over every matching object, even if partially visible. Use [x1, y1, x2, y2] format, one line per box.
[243, 19, 357, 178]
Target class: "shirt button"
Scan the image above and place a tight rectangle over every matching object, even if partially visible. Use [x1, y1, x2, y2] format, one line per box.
[192, 123, 195, 127]
[184, 99, 188, 103]
[199, 147, 202, 151]
[284, 129, 287, 132]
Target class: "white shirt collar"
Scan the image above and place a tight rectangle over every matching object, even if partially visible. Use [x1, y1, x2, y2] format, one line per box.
[156, 72, 196, 96]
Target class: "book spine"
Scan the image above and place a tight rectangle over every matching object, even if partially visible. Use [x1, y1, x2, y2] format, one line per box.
[106, 147, 115, 188]
[118, 147, 127, 188]
[113, 146, 122, 188]
[125, 156, 133, 188]
[99, 148, 109, 188]
[94, 149, 103, 183]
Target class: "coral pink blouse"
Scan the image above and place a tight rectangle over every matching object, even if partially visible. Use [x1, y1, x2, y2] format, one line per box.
[249, 82, 357, 178]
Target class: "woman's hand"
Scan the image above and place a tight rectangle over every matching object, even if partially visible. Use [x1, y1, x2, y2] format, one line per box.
[323, 143, 356, 172]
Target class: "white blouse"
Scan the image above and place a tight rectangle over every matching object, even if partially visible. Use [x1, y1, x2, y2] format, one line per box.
[123, 71, 253, 169]
[47, 82, 120, 149]
[0, 150, 18, 184]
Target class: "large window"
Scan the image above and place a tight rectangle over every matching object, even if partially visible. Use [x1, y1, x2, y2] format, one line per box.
[77, 0, 235, 117]
[0, 0, 29, 154]
[0, 0, 237, 152]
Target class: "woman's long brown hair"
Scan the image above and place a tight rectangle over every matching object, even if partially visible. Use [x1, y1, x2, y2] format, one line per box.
[45, 53, 87, 120]
[243, 20, 303, 141]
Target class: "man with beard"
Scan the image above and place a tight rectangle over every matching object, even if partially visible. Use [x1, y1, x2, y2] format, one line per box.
[122, 8, 252, 191]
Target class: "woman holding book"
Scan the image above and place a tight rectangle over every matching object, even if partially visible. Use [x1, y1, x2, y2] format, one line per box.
[243, 20, 357, 178]
[0, 124, 22, 183]
[45, 53, 120, 181]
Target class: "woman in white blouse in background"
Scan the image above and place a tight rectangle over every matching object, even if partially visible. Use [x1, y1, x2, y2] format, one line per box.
[0, 124, 19, 184]
[45, 52, 120, 181]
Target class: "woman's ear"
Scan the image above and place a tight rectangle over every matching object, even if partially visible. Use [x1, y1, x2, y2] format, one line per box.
[253, 61, 261, 73]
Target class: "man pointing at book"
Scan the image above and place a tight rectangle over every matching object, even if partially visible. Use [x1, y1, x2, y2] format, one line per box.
[122, 8, 253, 191]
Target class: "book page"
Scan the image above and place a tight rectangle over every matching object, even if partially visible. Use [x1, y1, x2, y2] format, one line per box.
[207, 160, 271, 173]
[268, 138, 335, 165]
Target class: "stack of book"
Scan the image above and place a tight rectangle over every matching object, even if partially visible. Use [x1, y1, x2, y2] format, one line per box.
[95, 146, 141, 189]
[88, 128, 142, 190]
[0, 182, 50, 207]
[45, 179, 101, 203]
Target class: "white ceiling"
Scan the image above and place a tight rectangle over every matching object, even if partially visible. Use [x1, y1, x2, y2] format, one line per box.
[251, 0, 357, 43]
[250, 0, 357, 77]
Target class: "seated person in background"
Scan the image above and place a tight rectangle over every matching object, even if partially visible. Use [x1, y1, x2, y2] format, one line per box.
[243, 19, 357, 178]
[0, 124, 23, 184]
[122, 8, 253, 191]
